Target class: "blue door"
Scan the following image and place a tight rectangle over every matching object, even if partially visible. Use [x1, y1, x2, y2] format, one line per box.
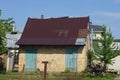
[25, 49, 37, 71]
[66, 48, 78, 72]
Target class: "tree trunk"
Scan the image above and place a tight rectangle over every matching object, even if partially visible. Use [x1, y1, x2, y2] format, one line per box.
[103, 63, 107, 73]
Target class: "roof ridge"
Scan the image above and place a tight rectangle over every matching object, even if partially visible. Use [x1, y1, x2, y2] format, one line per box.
[27, 16, 89, 20]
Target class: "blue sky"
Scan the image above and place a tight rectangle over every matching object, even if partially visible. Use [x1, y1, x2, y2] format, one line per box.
[0, 0, 120, 38]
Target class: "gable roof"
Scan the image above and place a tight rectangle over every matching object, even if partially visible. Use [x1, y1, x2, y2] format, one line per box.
[114, 39, 120, 42]
[90, 24, 102, 32]
[16, 16, 89, 45]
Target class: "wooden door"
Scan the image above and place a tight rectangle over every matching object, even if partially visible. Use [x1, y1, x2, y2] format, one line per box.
[25, 49, 37, 71]
[66, 48, 78, 72]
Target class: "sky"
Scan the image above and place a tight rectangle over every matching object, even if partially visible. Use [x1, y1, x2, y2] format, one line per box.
[0, 0, 120, 38]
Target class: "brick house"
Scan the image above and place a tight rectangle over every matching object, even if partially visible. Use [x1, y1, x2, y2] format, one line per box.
[16, 16, 90, 72]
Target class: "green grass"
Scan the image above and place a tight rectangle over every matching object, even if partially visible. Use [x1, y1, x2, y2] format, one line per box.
[0, 72, 41, 80]
[77, 73, 118, 80]
[0, 71, 119, 80]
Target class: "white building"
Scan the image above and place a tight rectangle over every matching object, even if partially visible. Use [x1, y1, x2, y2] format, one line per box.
[90, 25, 120, 71]
[108, 39, 120, 71]
[6, 31, 22, 71]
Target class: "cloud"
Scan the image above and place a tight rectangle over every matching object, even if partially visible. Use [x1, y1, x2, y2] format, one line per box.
[92, 11, 120, 18]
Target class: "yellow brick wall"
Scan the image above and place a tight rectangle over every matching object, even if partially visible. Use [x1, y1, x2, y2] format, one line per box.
[77, 46, 87, 72]
[18, 36, 90, 73]
[18, 49, 25, 72]
[36, 47, 65, 72]
[0, 53, 7, 70]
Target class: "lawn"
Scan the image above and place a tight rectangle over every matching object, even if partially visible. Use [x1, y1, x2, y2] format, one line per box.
[0, 71, 119, 80]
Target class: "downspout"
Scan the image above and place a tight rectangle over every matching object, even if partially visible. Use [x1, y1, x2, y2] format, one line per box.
[91, 28, 93, 50]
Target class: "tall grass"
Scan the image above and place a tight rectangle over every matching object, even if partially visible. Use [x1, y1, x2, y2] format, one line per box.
[0, 71, 119, 80]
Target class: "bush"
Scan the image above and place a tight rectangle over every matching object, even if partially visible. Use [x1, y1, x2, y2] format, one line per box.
[87, 63, 105, 76]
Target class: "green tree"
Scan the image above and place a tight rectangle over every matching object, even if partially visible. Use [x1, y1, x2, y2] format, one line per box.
[87, 50, 95, 66]
[0, 10, 14, 54]
[94, 25, 120, 72]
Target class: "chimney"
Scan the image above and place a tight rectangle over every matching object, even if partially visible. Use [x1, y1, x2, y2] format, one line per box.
[41, 15, 44, 19]
[11, 24, 17, 34]
[12, 24, 15, 32]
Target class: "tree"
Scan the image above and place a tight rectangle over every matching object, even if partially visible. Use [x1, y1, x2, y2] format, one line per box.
[94, 25, 120, 72]
[0, 10, 14, 54]
[87, 50, 95, 66]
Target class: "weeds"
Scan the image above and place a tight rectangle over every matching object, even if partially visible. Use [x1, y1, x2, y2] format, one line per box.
[0, 71, 119, 80]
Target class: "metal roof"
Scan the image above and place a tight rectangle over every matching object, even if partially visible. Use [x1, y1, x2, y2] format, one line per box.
[6, 32, 22, 48]
[16, 16, 89, 45]
[114, 39, 120, 42]
[90, 24, 102, 32]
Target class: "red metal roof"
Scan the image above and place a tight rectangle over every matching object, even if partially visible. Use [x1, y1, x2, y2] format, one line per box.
[16, 16, 89, 45]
